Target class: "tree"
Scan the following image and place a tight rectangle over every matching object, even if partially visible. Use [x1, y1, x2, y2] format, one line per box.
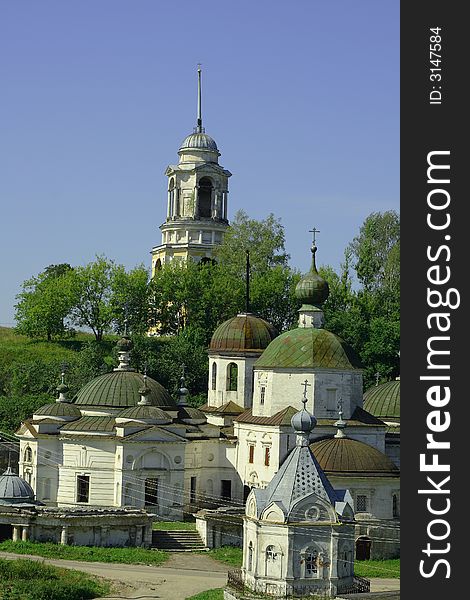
[214, 209, 290, 275]
[15, 264, 76, 341]
[68, 256, 116, 342]
[110, 264, 150, 335]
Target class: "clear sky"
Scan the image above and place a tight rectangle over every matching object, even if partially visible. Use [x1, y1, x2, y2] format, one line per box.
[0, 0, 399, 326]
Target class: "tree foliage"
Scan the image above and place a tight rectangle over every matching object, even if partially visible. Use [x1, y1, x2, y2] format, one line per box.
[15, 264, 76, 341]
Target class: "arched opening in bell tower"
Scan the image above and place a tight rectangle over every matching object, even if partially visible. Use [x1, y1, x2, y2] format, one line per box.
[198, 177, 213, 218]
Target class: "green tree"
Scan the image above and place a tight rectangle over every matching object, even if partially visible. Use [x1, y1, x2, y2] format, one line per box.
[15, 264, 76, 341]
[110, 264, 150, 335]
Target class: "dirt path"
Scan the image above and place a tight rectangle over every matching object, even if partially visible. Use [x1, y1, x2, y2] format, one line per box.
[0, 551, 400, 599]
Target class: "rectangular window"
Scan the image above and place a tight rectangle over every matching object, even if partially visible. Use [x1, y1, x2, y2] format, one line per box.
[76, 474, 90, 503]
[145, 478, 159, 505]
[264, 446, 271, 467]
[260, 386, 266, 405]
[221, 479, 232, 500]
[356, 494, 368, 512]
[190, 476, 197, 503]
[248, 444, 255, 464]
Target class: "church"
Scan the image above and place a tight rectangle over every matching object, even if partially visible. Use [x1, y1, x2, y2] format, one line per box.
[15, 69, 399, 559]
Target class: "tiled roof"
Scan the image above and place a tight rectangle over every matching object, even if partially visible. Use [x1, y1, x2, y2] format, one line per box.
[255, 328, 362, 370]
[35, 402, 81, 418]
[60, 416, 116, 433]
[234, 406, 298, 426]
[200, 401, 245, 415]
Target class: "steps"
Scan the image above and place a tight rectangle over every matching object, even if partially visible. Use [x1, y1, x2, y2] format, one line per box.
[151, 529, 207, 552]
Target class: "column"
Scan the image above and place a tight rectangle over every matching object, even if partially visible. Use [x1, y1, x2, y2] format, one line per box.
[101, 526, 109, 547]
[223, 192, 228, 220]
[60, 525, 69, 545]
[194, 187, 199, 218]
[12, 526, 20, 541]
[21, 525, 30, 542]
[167, 190, 171, 219]
[135, 525, 142, 547]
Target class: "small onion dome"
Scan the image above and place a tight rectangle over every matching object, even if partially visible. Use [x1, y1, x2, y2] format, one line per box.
[116, 335, 133, 352]
[255, 327, 362, 370]
[0, 467, 35, 504]
[310, 437, 399, 477]
[291, 409, 317, 434]
[363, 379, 400, 421]
[34, 402, 81, 421]
[115, 405, 172, 425]
[75, 371, 175, 410]
[209, 313, 278, 354]
[179, 132, 219, 153]
[178, 405, 207, 425]
[295, 245, 329, 307]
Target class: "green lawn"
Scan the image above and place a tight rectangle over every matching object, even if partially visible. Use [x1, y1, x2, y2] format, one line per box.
[0, 540, 168, 566]
[206, 546, 400, 579]
[206, 546, 242, 566]
[185, 590, 224, 600]
[354, 558, 400, 578]
[152, 520, 197, 530]
[0, 557, 110, 600]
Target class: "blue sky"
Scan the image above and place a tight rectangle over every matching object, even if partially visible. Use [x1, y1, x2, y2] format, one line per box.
[0, 0, 399, 325]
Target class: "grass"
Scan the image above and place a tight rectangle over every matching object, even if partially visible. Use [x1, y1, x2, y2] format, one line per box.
[206, 546, 242, 566]
[354, 558, 400, 579]
[152, 520, 197, 530]
[206, 546, 400, 579]
[0, 540, 169, 566]
[185, 590, 224, 600]
[0, 557, 110, 600]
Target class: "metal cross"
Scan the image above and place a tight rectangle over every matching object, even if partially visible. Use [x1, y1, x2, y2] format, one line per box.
[301, 380, 311, 408]
[337, 398, 343, 418]
[309, 228, 320, 245]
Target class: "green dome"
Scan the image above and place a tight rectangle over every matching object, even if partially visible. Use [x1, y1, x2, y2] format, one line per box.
[34, 402, 82, 419]
[255, 328, 362, 370]
[116, 405, 172, 424]
[295, 245, 329, 307]
[75, 371, 175, 409]
[363, 380, 400, 420]
[178, 405, 207, 425]
[209, 313, 277, 354]
[310, 437, 399, 477]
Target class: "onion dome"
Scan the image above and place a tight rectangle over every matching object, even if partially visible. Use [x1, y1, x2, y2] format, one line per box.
[295, 244, 329, 308]
[178, 405, 207, 425]
[363, 379, 400, 421]
[115, 405, 172, 426]
[255, 327, 362, 370]
[310, 437, 399, 477]
[0, 467, 35, 504]
[291, 406, 317, 436]
[179, 132, 219, 153]
[210, 313, 278, 354]
[75, 371, 175, 410]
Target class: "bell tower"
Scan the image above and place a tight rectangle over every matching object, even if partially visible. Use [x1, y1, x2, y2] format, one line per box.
[151, 67, 231, 275]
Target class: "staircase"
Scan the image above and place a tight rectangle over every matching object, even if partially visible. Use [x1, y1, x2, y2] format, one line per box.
[151, 529, 207, 552]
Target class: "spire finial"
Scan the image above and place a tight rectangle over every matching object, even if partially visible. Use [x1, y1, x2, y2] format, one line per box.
[177, 364, 189, 406]
[245, 250, 251, 313]
[196, 63, 203, 133]
[334, 399, 347, 438]
[375, 371, 380, 386]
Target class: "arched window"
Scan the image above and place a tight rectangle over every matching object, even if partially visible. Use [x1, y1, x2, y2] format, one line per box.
[24, 447, 32, 463]
[305, 549, 318, 576]
[248, 541, 254, 571]
[211, 362, 217, 390]
[227, 363, 238, 391]
[266, 545, 277, 561]
[392, 493, 399, 518]
[154, 258, 162, 272]
[198, 177, 213, 218]
[169, 178, 175, 217]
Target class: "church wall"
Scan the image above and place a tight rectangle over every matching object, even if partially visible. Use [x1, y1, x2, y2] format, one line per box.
[252, 369, 363, 420]
[327, 475, 399, 521]
[208, 356, 257, 409]
[57, 439, 116, 507]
